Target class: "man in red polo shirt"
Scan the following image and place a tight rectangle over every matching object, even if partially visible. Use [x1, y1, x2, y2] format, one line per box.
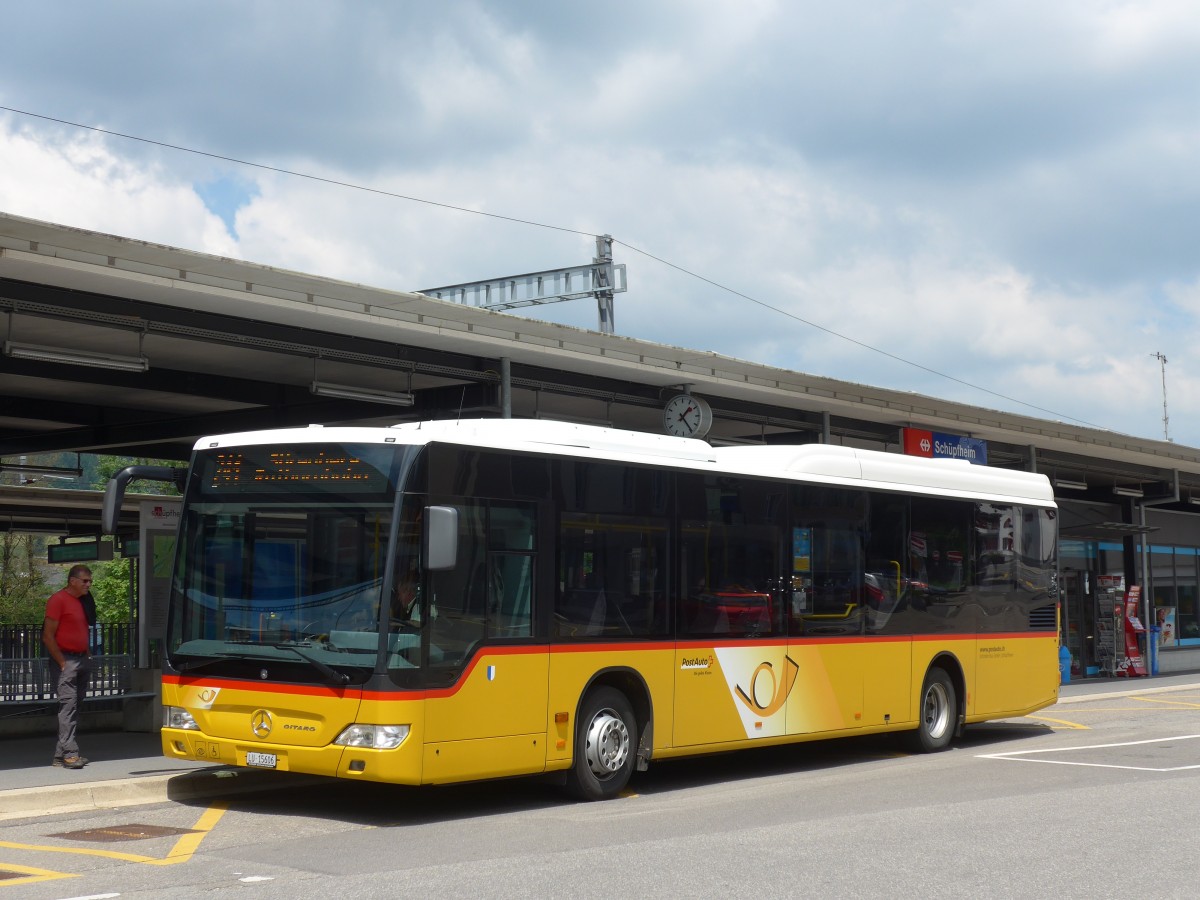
[42, 565, 93, 769]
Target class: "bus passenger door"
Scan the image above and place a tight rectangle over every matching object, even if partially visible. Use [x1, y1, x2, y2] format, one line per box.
[674, 474, 791, 747]
[783, 640, 863, 735]
[421, 501, 549, 782]
[787, 488, 873, 735]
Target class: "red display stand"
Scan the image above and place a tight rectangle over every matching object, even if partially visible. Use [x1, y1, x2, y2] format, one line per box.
[1115, 586, 1147, 677]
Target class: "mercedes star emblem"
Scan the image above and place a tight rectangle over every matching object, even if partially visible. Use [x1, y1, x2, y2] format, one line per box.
[251, 709, 273, 739]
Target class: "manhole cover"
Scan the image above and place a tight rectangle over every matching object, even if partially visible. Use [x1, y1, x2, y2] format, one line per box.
[50, 824, 202, 843]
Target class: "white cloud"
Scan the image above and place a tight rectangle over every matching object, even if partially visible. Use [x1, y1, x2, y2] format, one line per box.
[1165, 278, 1200, 314]
[1083, 0, 1200, 67]
[0, 121, 237, 256]
[2, 2, 1200, 445]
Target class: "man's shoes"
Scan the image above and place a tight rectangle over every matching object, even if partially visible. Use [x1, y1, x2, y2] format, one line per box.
[52, 755, 88, 769]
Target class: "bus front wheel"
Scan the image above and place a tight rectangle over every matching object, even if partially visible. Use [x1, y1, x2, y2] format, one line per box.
[566, 686, 636, 801]
[907, 668, 956, 753]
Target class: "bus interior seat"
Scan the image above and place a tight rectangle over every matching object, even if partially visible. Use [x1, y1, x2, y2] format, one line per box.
[556, 588, 633, 636]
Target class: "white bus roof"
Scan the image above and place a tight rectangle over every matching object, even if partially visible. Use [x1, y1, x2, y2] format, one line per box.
[195, 418, 1055, 506]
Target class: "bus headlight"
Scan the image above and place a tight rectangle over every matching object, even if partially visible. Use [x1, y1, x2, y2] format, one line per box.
[334, 724, 410, 749]
[164, 706, 199, 730]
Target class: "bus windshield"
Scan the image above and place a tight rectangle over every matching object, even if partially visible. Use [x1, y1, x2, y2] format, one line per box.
[166, 442, 422, 682]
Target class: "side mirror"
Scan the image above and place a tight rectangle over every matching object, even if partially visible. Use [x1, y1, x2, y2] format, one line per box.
[102, 465, 185, 534]
[423, 506, 459, 571]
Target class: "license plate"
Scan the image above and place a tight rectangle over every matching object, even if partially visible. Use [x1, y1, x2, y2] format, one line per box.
[246, 751, 277, 768]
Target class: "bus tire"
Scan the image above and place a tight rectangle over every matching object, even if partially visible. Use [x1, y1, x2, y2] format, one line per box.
[566, 686, 636, 801]
[907, 667, 956, 753]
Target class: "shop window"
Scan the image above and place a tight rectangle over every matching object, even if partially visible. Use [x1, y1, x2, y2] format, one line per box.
[1150, 546, 1183, 642]
[1160, 546, 1200, 646]
[1099, 541, 1125, 580]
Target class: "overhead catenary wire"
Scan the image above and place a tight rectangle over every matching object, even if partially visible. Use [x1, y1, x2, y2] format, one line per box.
[609, 238, 1116, 431]
[0, 106, 591, 239]
[0, 104, 1117, 433]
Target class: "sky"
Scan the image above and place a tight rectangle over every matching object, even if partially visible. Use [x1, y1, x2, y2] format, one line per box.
[1, 1, 1199, 445]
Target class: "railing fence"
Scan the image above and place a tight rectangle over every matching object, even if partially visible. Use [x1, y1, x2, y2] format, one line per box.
[1, 623, 136, 705]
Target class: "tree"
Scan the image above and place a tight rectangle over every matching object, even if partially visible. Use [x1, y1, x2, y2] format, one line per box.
[0, 532, 51, 623]
[92, 454, 182, 494]
[91, 556, 136, 624]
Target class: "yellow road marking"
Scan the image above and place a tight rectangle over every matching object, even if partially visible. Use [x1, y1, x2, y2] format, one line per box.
[0, 802, 226, 870]
[0, 861, 76, 887]
[1053, 705, 1192, 712]
[147, 802, 227, 866]
[1036, 695, 1200, 727]
[1132, 696, 1200, 709]
[0, 841, 153, 864]
[1027, 715, 1090, 730]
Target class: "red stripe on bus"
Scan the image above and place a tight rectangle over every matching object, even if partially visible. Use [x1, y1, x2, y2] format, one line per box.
[163, 673, 363, 699]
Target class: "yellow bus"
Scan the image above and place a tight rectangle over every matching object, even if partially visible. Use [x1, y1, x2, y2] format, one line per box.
[106, 419, 1059, 800]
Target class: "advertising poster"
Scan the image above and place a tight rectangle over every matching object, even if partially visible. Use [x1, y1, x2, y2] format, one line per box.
[1158, 606, 1176, 647]
[793, 527, 811, 573]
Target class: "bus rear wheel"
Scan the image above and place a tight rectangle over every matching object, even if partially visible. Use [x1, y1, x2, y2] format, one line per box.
[907, 668, 956, 753]
[566, 686, 636, 801]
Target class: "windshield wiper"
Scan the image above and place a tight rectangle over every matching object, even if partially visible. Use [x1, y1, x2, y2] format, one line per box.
[174, 644, 354, 687]
[272, 643, 351, 686]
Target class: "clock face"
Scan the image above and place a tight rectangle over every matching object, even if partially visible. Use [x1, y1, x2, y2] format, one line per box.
[663, 394, 712, 439]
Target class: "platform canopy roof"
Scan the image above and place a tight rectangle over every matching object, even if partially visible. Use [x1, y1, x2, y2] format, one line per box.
[1, 210, 1198, 515]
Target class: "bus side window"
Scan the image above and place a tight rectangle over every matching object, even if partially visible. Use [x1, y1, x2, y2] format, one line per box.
[864, 493, 909, 635]
[679, 474, 785, 638]
[486, 504, 535, 638]
[555, 511, 667, 638]
[488, 554, 533, 638]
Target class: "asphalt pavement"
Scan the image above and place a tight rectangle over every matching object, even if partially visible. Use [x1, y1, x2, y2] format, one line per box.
[3, 671, 1199, 822]
[0, 728, 315, 821]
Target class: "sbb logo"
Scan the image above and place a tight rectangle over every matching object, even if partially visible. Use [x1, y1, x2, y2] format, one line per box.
[920, 438, 931, 453]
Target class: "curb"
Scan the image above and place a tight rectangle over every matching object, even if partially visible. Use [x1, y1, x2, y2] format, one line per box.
[1056, 680, 1200, 705]
[0, 767, 321, 822]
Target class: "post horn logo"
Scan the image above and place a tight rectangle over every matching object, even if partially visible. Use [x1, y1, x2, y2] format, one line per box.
[734, 655, 800, 717]
[250, 709, 273, 739]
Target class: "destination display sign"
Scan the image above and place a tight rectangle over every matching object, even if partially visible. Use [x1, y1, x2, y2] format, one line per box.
[197, 444, 398, 494]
